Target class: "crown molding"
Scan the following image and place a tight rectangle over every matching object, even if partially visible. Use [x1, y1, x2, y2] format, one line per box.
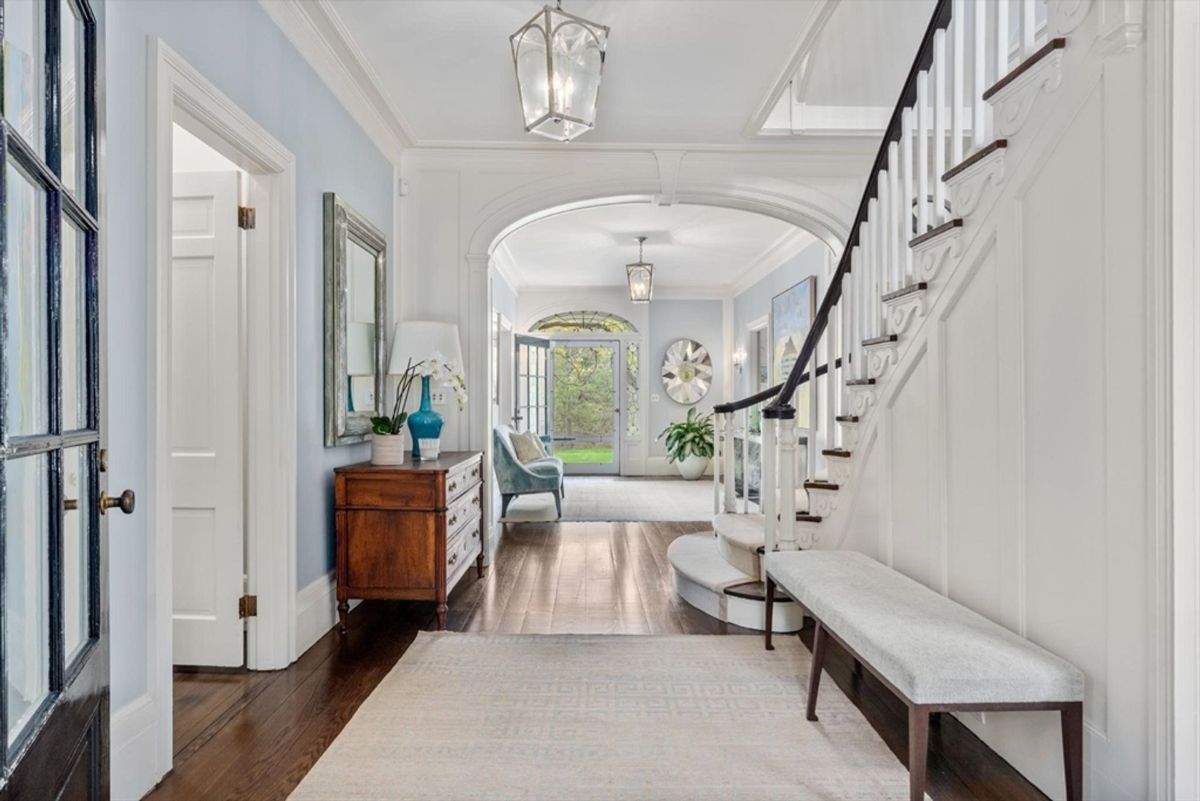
[258, 0, 415, 162]
[402, 137, 877, 158]
[742, 0, 840, 138]
[730, 227, 820, 297]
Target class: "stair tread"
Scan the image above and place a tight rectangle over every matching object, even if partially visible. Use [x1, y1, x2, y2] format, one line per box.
[805, 481, 839, 490]
[983, 37, 1067, 101]
[863, 334, 899, 347]
[822, 448, 852, 458]
[910, 218, 964, 249]
[943, 139, 1008, 183]
[666, 534, 755, 593]
[715, 512, 824, 552]
[836, 415, 860, 423]
[847, 378, 877, 387]
[883, 282, 929, 303]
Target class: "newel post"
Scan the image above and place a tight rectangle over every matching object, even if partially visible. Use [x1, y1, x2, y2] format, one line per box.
[723, 412, 736, 512]
[713, 412, 723, 515]
[771, 404, 798, 550]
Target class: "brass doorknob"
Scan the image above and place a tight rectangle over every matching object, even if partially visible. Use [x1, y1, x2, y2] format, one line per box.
[100, 489, 135, 515]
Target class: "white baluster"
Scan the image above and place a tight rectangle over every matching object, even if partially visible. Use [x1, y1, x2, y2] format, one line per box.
[917, 71, 930, 235]
[741, 408, 750, 514]
[1020, 0, 1035, 58]
[808, 348, 817, 482]
[852, 247, 864, 379]
[901, 107, 915, 283]
[713, 412, 723, 515]
[878, 170, 891, 299]
[997, 0, 1011, 79]
[762, 415, 777, 566]
[934, 28, 949, 224]
[864, 214, 875, 339]
[723, 411, 736, 512]
[841, 266, 852, 408]
[952, 0, 966, 165]
[873, 195, 885, 335]
[778, 412, 797, 549]
[888, 142, 901, 292]
[973, 0, 988, 149]
[826, 303, 838, 450]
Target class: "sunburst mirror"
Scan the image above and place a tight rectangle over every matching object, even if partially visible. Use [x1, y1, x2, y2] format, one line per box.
[661, 339, 713, 404]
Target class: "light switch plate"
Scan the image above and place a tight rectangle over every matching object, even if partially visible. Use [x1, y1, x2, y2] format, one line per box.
[430, 390, 448, 406]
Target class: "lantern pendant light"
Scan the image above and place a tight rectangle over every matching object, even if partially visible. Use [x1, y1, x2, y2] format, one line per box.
[627, 236, 654, 304]
[510, 2, 609, 143]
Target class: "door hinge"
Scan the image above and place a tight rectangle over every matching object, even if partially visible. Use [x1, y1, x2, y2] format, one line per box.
[238, 206, 256, 230]
[238, 594, 258, 619]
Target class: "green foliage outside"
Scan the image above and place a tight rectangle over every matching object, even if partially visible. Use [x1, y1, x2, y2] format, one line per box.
[556, 446, 614, 463]
[552, 345, 615, 443]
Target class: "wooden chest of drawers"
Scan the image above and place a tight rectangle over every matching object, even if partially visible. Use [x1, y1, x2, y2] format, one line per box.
[334, 452, 484, 632]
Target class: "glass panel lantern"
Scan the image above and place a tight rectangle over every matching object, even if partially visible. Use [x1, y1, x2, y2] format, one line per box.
[627, 263, 653, 303]
[510, 4, 609, 142]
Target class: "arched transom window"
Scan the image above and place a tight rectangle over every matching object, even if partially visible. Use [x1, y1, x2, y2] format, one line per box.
[530, 310, 638, 333]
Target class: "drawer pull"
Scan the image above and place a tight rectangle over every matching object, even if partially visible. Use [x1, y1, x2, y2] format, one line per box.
[470, 466, 480, 479]
[448, 552, 459, 567]
[448, 480, 459, 494]
[471, 495, 480, 507]
[449, 513, 459, 527]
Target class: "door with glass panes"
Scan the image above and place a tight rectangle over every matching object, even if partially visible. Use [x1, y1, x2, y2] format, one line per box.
[1, 0, 120, 798]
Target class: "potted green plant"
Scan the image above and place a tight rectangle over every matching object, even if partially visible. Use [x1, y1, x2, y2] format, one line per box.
[369, 358, 422, 465]
[657, 407, 715, 480]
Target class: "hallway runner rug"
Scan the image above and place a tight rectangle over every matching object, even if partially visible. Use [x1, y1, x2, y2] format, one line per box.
[290, 633, 923, 800]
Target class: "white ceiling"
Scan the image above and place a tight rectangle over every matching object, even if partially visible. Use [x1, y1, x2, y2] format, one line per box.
[330, 0, 822, 146]
[496, 203, 814, 291]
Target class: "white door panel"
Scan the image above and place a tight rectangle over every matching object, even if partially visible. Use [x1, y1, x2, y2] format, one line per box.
[171, 171, 244, 667]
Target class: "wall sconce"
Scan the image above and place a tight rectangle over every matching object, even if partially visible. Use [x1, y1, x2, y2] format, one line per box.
[732, 349, 746, 373]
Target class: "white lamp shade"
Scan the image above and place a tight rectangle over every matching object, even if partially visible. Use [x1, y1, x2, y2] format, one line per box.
[388, 321, 464, 376]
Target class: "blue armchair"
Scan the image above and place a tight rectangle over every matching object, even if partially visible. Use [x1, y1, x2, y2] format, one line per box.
[493, 425, 565, 518]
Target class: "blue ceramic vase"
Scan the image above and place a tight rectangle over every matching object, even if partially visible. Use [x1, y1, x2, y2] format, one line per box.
[407, 375, 443, 458]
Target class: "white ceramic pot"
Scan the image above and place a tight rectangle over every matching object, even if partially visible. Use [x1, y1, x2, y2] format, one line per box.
[676, 453, 710, 481]
[371, 432, 407, 466]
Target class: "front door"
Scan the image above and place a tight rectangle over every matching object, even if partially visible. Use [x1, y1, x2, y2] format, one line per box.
[1, 0, 119, 798]
[514, 334, 550, 444]
[551, 341, 620, 475]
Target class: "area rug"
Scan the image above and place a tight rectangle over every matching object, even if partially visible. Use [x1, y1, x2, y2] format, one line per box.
[502, 477, 714, 523]
[290, 633, 921, 800]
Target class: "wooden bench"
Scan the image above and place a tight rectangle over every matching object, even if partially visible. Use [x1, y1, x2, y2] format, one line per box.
[763, 550, 1084, 801]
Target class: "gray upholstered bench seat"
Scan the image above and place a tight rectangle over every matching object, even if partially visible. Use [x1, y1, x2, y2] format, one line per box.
[764, 550, 1083, 705]
[763, 550, 1084, 801]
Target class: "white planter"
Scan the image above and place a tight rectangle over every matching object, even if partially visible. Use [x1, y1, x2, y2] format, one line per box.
[371, 432, 408, 466]
[675, 454, 710, 481]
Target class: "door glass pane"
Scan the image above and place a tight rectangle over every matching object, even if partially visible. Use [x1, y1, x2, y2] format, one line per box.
[60, 0, 83, 194]
[2, 0, 45, 156]
[5, 454, 50, 746]
[62, 216, 87, 430]
[6, 161, 49, 436]
[63, 446, 91, 666]
[625, 342, 639, 437]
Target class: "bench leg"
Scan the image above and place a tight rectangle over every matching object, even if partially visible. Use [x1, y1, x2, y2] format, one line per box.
[805, 621, 828, 722]
[1061, 702, 1083, 801]
[764, 577, 776, 650]
[908, 705, 930, 801]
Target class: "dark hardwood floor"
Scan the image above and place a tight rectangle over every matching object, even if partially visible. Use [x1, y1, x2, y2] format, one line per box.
[148, 521, 1046, 801]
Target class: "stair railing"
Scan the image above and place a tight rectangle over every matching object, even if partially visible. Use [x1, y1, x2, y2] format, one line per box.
[713, 0, 1056, 555]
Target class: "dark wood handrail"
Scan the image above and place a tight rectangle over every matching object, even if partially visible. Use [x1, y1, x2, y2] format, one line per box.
[758, 0, 952, 413]
[714, 358, 843, 415]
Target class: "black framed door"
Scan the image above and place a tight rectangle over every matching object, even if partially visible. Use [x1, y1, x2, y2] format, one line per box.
[0, 0, 120, 798]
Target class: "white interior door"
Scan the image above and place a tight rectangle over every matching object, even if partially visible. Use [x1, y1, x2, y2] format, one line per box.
[171, 171, 245, 667]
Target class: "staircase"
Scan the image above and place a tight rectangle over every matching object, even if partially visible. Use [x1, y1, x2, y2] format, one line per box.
[668, 0, 1097, 631]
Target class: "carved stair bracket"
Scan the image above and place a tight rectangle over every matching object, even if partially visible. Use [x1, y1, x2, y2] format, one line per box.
[796, 520, 821, 549]
[1047, 0, 1093, 34]
[884, 291, 926, 337]
[806, 488, 839, 518]
[837, 420, 861, 449]
[946, 148, 1006, 217]
[826, 455, 852, 485]
[865, 342, 899, 381]
[987, 48, 1065, 137]
[913, 227, 962, 283]
[847, 385, 877, 416]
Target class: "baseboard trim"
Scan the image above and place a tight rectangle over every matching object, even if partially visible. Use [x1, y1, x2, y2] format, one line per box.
[111, 693, 162, 801]
[645, 457, 715, 477]
[295, 570, 359, 657]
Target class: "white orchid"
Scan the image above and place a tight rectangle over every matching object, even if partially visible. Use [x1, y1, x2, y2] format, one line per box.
[422, 351, 468, 410]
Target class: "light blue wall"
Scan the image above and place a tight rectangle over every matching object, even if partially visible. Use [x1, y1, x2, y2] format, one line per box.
[732, 244, 829, 402]
[107, 0, 394, 708]
[648, 300, 724, 458]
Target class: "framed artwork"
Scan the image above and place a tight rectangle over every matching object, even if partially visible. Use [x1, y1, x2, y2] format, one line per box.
[770, 277, 816, 386]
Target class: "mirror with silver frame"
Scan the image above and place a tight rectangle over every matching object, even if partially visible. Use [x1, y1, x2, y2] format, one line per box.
[324, 192, 387, 446]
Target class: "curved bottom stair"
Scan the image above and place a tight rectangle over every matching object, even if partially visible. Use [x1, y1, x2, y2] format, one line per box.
[666, 533, 804, 632]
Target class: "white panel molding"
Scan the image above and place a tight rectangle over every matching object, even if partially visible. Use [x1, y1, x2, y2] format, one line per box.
[111, 694, 159, 801]
[1093, 0, 1145, 58]
[257, 0, 413, 161]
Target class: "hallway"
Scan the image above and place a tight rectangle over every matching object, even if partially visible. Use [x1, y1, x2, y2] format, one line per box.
[150, 522, 1045, 801]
